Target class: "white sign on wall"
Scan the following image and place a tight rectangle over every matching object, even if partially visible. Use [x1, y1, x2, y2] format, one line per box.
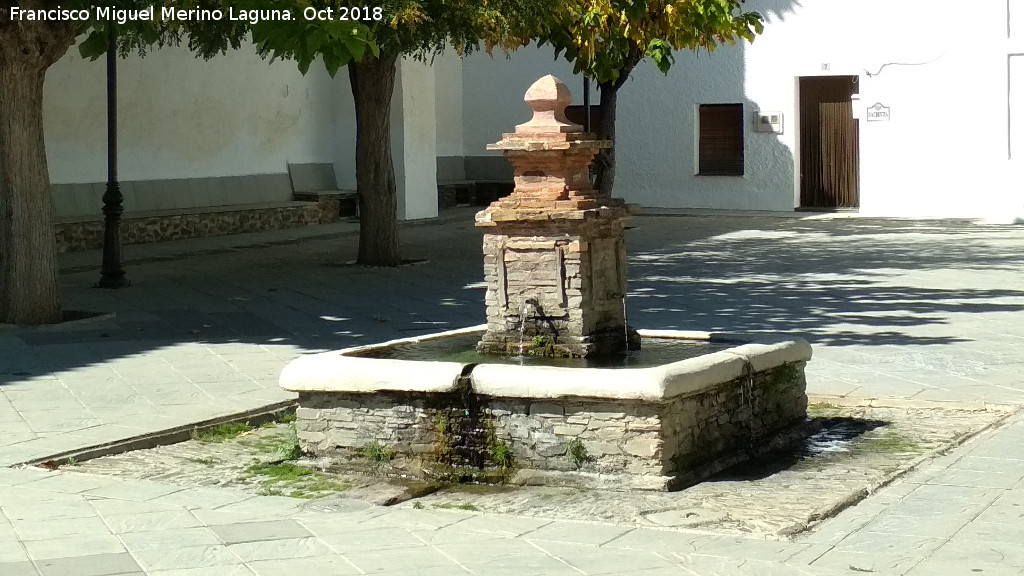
[754, 111, 784, 134]
[866, 103, 891, 122]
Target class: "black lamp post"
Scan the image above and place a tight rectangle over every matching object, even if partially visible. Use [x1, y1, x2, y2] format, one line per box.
[97, 28, 129, 289]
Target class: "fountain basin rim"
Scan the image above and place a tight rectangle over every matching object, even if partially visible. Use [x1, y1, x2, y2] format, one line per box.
[280, 326, 811, 402]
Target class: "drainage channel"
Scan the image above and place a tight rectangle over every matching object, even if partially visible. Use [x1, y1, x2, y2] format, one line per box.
[16, 400, 297, 469]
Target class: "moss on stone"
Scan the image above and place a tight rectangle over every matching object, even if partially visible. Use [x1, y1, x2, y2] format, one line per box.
[857, 430, 918, 454]
[768, 363, 800, 389]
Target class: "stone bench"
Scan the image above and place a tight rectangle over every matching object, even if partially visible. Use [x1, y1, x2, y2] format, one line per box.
[299, 182, 514, 213]
[292, 190, 358, 219]
[437, 180, 514, 209]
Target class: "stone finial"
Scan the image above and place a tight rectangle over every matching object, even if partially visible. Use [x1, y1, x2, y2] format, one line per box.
[514, 74, 583, 135]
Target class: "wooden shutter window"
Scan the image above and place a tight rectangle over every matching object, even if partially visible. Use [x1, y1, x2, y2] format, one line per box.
[698, 104, 744, 176]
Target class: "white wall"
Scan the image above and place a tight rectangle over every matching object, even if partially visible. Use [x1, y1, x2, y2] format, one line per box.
[330, 69, 357, 191]
[41, 43, 446, 219]
[434, 51, 464, 158]
[461, 47, 580, 157]
[459, 0, 1023, 218]
[460, 36, 794, 209]
[763, 0, 1014, 218]
[392, 58, 438, 220]
[616, 45, 791, 210]
[42, 2, 1022, 220]
[44, 44, 351, 185]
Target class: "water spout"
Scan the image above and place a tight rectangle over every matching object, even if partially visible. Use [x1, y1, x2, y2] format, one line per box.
[517, 299, 539, 355]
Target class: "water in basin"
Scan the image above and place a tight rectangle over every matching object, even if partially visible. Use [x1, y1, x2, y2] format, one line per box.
[350, 333, 739, 369]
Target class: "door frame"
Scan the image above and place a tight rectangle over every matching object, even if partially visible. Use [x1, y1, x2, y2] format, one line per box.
[793, 74, 862, 210]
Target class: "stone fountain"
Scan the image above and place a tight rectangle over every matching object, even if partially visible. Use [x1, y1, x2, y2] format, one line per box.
[280, 76, 811, 491]
[475, 75, 633, 357]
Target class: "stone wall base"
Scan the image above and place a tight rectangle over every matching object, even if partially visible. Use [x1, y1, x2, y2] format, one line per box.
[55, 202, 329, 253]
[294, 361, 808, 490]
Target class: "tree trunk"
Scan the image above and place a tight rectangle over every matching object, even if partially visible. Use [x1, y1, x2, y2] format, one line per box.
[0, 16, 76, 325]
[596, 80, 618, 198]
[595, 49, 643, 198]
[349, 51, 402, 267]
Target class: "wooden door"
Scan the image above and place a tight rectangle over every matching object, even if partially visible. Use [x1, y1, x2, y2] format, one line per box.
[799, 76, 860, 208]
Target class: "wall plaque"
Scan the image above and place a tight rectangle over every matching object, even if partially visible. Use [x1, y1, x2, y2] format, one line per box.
[866, 102, 891, 122]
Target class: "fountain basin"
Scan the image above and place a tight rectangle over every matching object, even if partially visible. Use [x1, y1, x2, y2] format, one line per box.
[280, 326, 811, 490]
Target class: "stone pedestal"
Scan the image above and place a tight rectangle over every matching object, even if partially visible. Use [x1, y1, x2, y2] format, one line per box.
[475, 75, 634, 357]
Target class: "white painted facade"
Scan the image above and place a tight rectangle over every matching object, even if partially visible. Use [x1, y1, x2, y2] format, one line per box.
[40, 0, 1023, 221]
[44, 45, 351, 211]
[391, 58, 438, 220]
[433, 51, 464, 161]
[42, 44, 440, 220]
[458, 0, 1023, 220]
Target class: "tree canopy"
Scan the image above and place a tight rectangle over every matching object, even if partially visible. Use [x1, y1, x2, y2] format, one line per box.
[534, 0, 764, 196]
[236, 0, 557, 72]
[75, 0, 375, 66]
[542, 0, 764, 88]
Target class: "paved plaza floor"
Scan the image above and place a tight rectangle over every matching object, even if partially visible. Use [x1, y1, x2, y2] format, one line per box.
[1, 210, 1023, 575]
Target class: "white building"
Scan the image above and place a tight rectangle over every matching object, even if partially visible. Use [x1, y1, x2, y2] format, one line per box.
[42, 0, 1023, 225]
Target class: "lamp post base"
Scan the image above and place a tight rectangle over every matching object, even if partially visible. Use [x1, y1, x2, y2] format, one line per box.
[95, 275, 130, 289]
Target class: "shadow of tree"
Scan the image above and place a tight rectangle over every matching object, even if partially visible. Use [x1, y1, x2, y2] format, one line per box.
[626, 217, 1024, 347]
[3, 214, 1022, 388]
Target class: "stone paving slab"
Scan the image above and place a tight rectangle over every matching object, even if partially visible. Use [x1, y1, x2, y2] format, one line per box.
[5, 415, 1019, 573]
[50, 405, 1010, 538]
[0, 410, 1022, 576]
[802, 414, 1024, 575]
[3, 214, 1023, 467]
[2, 213, 1024, 573]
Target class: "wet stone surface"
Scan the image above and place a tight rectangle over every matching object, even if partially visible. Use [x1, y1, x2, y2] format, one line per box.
[58, 406, 1009, 537]
[58, 422, 425, 504]
[403, 405, 1009, 535]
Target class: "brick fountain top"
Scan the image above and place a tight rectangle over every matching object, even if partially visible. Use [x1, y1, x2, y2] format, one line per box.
[475, 75, 635, 358]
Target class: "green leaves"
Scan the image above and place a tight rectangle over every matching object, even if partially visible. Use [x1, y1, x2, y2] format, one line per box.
[73, 0, 552, 78]
[540, 0, 765, 85]
[646, 38, 673, 75]
[236, 0, 376, 76]
[78, 27, 110, 60]
[344, 31, 367, 61]
[73, 0, 376, 77]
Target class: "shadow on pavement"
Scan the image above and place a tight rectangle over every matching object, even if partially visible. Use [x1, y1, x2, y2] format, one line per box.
[2, 215, 1022, 385]
[626, 217, 1024, 347]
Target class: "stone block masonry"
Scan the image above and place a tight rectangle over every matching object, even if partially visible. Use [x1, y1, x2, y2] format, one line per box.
[54, 202, 329, 253]
[475, 75, 630, 357]
[477, 211, 632, 357]
[285, 336, 810, 491]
